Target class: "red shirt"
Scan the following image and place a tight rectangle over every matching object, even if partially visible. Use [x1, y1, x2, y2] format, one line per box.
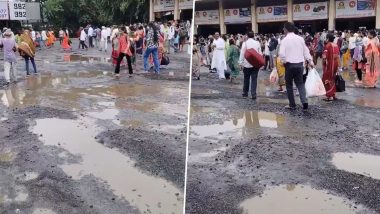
[119, 33, 132, 56]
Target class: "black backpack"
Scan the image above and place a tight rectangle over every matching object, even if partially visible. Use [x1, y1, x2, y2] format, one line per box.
[269, 38, 278, 51]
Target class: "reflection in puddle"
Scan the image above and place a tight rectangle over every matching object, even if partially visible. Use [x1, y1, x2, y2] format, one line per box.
[0, 150, 15, 163]
[332, 152, 380, 180]
[0, 186, 28, 203]
[17, 172, 39, 181]
[32, 208, 57, 214]
[191, 111, 285, 138]
[240, 185, 361, 214]
[32, 118, 182, 214]
[64, 54, 111, 64]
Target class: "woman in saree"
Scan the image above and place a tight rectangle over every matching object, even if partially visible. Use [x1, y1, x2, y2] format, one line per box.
[46, 30, 55, 47]
[322, 33, 340, 101]
[363, 30, 379, 88]
[18, 30, 37, 75]
[226, 38, 240, 83]
[61, 29, 71, 51]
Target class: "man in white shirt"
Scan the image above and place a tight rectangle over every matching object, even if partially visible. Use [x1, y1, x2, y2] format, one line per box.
[106, 27, 111, 42]
[79, 27, 88, 50]
[349, 32, 357, 59]
[279, 22, 314, 110]
[211, 32, 227, 79]
[31, 29, 36, 42]
[168, 22, 177, 53]
[88, 25, 94, 48]
[239, 31, 262, 99]
[99, 26, 108, 52]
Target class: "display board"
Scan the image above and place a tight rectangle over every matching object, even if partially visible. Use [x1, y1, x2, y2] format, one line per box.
[0, 1, 8, 20]
[179, 0, 193, 10]
[336, 0, 376, 18]
[224, 8, 251, 24]
[153, 0, 175, 12]
[9, 0, 26, 20]
[293, 2, 328, 20]
[256, 5, 287, 23]
[25, 2, 40, 20]
[195, 10, 219, 25]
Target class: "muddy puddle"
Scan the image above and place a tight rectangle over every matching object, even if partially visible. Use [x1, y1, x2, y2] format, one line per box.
[190, 111, 289, 138]
[240, 184, 363, 214]
[332, 152, 380, 180]
[31, 118, 183, 214]
[0, 73, 184, 113]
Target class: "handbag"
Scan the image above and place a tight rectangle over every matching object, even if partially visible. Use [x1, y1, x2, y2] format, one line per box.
[335, 73, 346, 92]
[161, 54, 170, 65]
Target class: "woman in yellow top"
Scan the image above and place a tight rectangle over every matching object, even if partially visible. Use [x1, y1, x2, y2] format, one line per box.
[276, 56, 286, 92]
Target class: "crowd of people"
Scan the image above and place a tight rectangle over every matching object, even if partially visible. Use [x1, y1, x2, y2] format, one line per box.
[193, 22, 379, 110]
[0, 20, 192, 84]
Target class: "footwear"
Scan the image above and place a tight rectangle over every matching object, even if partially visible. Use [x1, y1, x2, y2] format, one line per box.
[303, 103, 309, 110]
[252, 95, 257, 100]
[129, 74, 133, 78]
[285, 105, 296, 110]
[242, 94, 248, 99]
[355, 80, 362, 85]
[114, 74, 120, 77]
[323, 98, 333, 102]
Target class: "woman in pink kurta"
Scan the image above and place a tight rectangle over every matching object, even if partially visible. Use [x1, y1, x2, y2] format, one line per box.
[363, 31, 379, 88]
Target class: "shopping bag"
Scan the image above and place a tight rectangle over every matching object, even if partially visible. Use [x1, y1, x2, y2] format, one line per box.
[305, 68, 326, 97]
[335, 74, 346, 92]
[269, 68, 278, 84]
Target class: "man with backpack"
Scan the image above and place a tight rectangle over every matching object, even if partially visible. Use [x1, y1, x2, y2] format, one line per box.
[239, 31, 262, 100]
[268, 34, 278, 71]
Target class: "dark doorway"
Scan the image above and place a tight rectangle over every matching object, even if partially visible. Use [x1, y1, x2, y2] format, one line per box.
[294, 20, 328, 34]
[226, 24, 251, 35]
[336, 17, 376, 31]
[180, 10, 193, 21]
[258, 22, 286, 34]
[196, 25, 220, 37]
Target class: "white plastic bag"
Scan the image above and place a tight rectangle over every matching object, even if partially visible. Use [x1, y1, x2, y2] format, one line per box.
[269, 68, 278, 84]
[305, 68, 326, 97]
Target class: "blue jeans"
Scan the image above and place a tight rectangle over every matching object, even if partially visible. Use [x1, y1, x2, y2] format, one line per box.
[24, 56, 37, 75]
[144, 47, 160, 73]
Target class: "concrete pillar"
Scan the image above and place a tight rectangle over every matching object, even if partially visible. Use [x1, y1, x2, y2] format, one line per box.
[251, 0, 258, 33]
[287, 0, 293, 22]
[328, 0, 336, 31]
[218, 0, 226, 34]
[376, 0, 380, 29]
[174, 0, 180, 21]
[149, 0, 154, 22]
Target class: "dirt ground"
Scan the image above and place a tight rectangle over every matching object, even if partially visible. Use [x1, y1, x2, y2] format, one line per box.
[0, 41, 190, 214]
[186, 65, 380, 214]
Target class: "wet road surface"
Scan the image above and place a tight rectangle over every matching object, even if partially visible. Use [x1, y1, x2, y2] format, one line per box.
[0, 41, 189, 213]
[186, 66, 380, 214]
